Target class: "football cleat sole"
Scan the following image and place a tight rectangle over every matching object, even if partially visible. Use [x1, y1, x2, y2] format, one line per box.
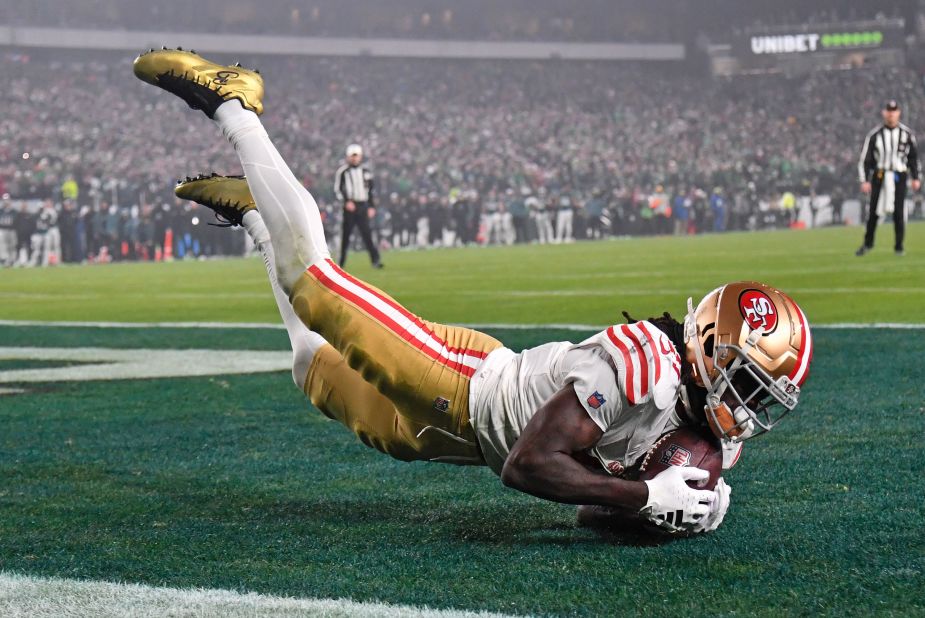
[175, 173, 256, 227]
[133, 47, 264, 118]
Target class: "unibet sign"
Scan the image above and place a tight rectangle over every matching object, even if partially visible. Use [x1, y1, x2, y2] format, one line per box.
[750, 30, 885, 55]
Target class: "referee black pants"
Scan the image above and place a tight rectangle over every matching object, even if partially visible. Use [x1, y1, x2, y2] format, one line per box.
[339, 202, 381, 267]
[864, 172, 906, 252]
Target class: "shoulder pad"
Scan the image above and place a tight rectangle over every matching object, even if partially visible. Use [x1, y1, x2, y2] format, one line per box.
[603, 322, 682, 410]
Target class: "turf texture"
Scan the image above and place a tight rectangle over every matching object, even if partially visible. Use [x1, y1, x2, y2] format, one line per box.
[1, 224, 924, 615]
[0, 223, 923, 325]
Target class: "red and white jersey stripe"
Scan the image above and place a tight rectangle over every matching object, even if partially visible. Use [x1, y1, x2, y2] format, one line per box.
[469, 321, 683, 476]
[307, 259, 488, 378]
[592, 321, 682, 410]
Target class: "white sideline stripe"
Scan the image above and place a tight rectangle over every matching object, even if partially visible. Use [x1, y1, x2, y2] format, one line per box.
[0, 572, 514, 618]
[0, 319, 924, 331]
[0, 348, 293, 383]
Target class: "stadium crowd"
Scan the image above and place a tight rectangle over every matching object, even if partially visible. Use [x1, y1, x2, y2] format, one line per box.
[2, 50, 923, 266]
[4, 0, 683, 43]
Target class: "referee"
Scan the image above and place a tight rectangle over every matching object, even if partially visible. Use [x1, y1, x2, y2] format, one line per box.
[334, 143, 383, 269]
[857, 100, 921, 256]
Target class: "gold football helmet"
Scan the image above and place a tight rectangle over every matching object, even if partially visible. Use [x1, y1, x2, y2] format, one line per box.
[684, 281, 812, 441]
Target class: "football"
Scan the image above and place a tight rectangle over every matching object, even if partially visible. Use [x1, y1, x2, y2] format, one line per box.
[636, 426, 723, 490]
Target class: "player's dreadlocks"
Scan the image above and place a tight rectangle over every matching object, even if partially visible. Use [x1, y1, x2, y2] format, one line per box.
[621, 310, 692, 385]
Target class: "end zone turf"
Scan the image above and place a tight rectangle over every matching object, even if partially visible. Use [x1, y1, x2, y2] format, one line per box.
[0, 323, 922, 615]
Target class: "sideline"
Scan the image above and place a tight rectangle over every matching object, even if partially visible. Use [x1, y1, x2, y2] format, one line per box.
[0, 572, 513, 618]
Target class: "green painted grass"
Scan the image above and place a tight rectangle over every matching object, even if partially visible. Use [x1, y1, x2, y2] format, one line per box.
[1, 223, 923, 325]
[0, 325, 922, 615]
[1, 224, 924, 615]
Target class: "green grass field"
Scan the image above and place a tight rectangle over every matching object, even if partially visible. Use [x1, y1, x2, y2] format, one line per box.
[1, 224, 923, 324]
[1, 224, 924, 616]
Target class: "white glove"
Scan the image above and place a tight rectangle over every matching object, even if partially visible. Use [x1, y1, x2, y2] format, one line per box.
[640, 466, 716, 533]
[692, 478, 731, 534]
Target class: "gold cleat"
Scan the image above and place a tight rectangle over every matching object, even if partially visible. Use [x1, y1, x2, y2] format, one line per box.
[133, 47, 264, 117]
[175, 173, 256, 227]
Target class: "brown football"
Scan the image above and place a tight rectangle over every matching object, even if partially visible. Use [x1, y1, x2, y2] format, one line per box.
[636, 426, 722, 490]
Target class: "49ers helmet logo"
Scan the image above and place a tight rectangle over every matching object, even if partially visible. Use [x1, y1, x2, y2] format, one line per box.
[738, 289, 778, 334]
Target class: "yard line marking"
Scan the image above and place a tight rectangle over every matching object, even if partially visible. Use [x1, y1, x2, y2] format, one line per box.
[0, 348, 292, 383]
[0, 319, 288, 329]
[0, 572, 516, 618]
[0, 292, 269, 300]
[0, 320, 923, 331]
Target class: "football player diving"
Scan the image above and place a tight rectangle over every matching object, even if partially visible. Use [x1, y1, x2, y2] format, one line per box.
[133, 49, 813, 536]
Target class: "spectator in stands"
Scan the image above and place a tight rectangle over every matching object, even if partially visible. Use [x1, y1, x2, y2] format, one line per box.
[554, 194, 574, 243]
[509, 188, 531, 244]
[672, 187, 689, 236]
[710, 187, 726, 233]
[14, 203, 36, 266]
[0, 200, 17, 266]
[527, 192, 552, 244]
[2, 51, 923, 266]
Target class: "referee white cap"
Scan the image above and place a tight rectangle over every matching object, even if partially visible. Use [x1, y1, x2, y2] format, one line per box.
[346, 143, 363, 156]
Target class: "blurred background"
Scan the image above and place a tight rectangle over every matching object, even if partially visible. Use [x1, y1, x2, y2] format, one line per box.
[0, 0, 922, 265]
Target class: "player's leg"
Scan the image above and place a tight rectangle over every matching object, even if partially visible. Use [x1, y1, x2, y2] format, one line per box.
[134, 49, 327, 292]
[136, 50, 501, 449]
[213, 109, 507, 437]
[175, 176, 481, 463]
[213, 101, 330, 291]
[241, 209, 435, 460]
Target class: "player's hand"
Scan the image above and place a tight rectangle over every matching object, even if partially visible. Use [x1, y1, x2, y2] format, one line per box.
[912, 179, 922, 192]
[640, 466, 715, 532]
[345, 200, 356, 212]
[860, 182, 872, 194]
[692, 478, 731, 534]
[367, 207, 376, 218]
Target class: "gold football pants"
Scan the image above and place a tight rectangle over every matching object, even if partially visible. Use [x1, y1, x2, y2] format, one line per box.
[292, 259, 503, 463]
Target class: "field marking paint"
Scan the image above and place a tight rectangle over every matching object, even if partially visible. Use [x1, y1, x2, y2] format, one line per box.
[0, 319, 287, 330]
[0, 348, 292, 383]
[0, 572, 514, 618]
[0, 292, 269, 300]
[0, 320, 923, 331]
[4, 287, 921, 299]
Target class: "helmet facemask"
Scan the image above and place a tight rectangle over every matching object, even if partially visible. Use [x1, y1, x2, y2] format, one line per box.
[685, 296, 801, 442]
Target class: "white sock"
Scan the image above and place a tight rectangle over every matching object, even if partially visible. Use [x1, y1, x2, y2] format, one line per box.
[242, 210, 326, 390]
[214, 100, 330, 292]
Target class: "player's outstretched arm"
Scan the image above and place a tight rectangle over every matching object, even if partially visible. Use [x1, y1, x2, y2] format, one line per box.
[502, 385, 717, 523]
[501, 385, 649, 510]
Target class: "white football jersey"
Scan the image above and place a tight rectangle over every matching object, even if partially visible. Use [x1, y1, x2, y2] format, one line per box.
[468, 321, 683, 476]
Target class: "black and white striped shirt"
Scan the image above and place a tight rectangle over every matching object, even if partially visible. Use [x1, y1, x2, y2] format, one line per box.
[334, 164, 374, 205]
[858, 123, 920, 182]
